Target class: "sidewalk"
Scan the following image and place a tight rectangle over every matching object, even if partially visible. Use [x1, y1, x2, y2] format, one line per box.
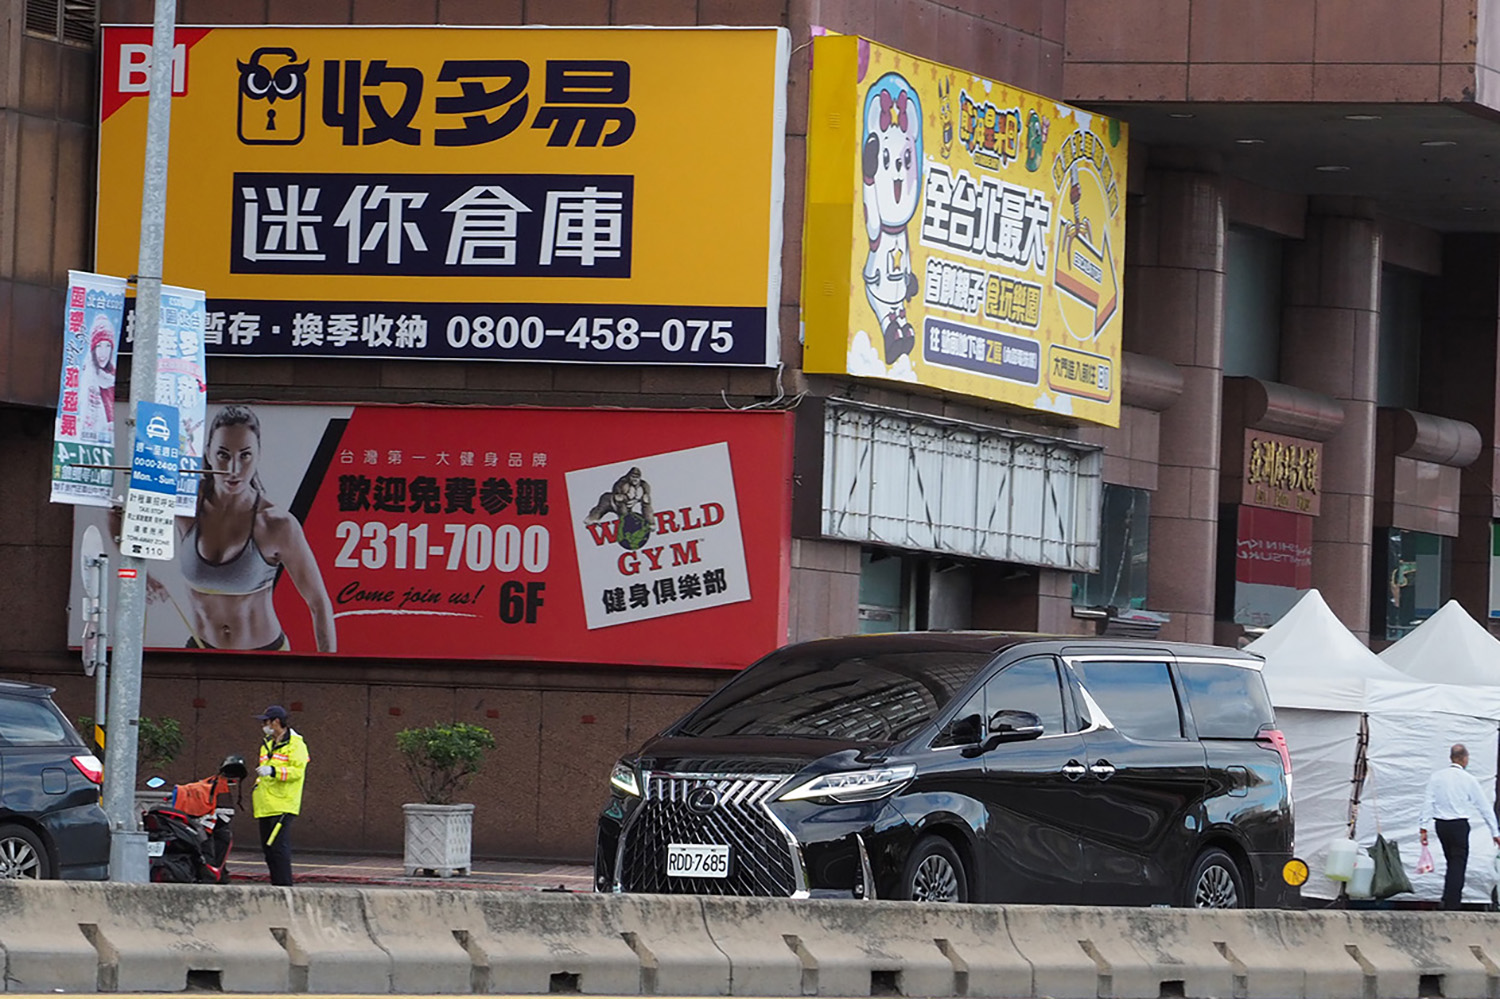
[227, 850, 594, 892]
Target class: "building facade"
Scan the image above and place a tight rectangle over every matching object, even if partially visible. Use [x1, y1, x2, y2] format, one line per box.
[2, 0, 1497, 861]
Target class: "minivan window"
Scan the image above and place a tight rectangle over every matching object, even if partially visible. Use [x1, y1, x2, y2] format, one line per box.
[1071, 660, 1183, 739]
[677, 650, 995, 743]
[984, 656, 1066, 737]
[0, 696, 73, 746]
[1177, 661, 1274, 738]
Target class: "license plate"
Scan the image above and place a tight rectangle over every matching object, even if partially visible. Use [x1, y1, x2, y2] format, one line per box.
[146, 840, 165, 857]
[666, 843, 729, 878]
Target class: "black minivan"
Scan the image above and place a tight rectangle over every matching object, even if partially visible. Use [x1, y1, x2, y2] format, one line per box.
[596, 633, 1296, 908]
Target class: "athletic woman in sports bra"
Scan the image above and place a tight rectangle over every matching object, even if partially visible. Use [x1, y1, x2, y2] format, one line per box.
[149, 406, 337, 652]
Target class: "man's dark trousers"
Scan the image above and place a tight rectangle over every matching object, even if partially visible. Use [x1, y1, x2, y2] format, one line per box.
[1435, 817, 1470, 910]
[258, 813, 296, 887]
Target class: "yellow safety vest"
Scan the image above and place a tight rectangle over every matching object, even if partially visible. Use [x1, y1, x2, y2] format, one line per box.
[253, 729, 309, 818]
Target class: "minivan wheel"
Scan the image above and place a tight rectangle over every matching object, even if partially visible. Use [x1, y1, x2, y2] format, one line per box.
[1187, 848, 1244, 909]
[900, 836, 968, 903]
[0, 824, 48, 880]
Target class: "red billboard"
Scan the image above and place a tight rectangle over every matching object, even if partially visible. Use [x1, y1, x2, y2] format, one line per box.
[70, 405, 792, 668]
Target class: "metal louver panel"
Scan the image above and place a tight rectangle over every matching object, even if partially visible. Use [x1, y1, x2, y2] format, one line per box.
[24, 0, 61, 37]
[62, 0, 97, 45]
[820, 398, 1102, 571]
[618, 773, 800, 897]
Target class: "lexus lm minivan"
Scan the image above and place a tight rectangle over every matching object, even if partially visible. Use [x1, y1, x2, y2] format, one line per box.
[596, 633, 1296, 908]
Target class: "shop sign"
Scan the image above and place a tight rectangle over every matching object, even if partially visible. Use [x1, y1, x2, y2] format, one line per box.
[68, 405, 792, 667]
[1242, 430, 1321, 516]
[801, 36, 1127, 427]
[50, 270, 126, 508]
[96, 26, 789, 366]
[1233, 506, 1312, 629]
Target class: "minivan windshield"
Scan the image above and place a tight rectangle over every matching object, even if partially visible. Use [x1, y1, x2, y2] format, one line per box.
[676, 648, 995, 743]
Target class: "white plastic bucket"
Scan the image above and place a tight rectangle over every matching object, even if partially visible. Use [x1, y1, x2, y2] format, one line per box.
[1326, 837, 1358, 882]
[1347, 853, 1375, 899]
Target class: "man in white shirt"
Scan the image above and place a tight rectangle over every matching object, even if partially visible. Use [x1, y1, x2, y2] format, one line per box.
[1419, 744, 1500, 910]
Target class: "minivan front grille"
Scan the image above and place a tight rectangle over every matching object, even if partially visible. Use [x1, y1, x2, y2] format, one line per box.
[618, 773, 800, 896]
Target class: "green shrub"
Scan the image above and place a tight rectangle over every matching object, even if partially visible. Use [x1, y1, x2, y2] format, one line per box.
[395, 722, 496, 805]
[75, 714, 184, 774]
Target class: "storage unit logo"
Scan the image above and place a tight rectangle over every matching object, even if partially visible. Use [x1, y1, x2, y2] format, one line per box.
[97, 26, 788, 367]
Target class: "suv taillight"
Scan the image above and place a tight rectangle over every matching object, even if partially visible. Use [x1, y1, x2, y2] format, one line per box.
[1258, 728, 1292, 775]
[71, 754, 103, 785]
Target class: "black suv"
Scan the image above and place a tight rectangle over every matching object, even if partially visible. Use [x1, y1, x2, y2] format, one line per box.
[0, 681, 109, 879]
[596, 633, 1295, 908]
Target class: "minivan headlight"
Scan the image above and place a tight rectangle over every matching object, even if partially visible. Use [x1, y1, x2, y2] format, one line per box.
[779, 764, 916, 803]
[609, 761, 641, 797]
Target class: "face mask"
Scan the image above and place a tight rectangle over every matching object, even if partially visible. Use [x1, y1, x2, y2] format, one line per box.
[262, 725, 275, 737]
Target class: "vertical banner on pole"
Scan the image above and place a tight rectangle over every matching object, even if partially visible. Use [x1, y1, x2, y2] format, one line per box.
[51, 271, 127, 507]
[150, 285, 207, 513]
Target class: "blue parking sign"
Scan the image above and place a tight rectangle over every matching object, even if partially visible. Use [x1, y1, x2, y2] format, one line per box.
[121, 401, 181, 559]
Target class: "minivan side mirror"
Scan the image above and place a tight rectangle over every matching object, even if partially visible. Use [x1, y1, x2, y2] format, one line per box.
[946, 713, 983, 747]
[982, 710, 1044, 750]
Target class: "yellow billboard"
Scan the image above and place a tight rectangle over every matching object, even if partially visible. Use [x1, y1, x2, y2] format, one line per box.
[96, 26, 788, 366]
[801, 36, 1127, 426]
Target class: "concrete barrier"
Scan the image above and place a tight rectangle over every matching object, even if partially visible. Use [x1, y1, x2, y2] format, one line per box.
[6, 879, 1500, 996]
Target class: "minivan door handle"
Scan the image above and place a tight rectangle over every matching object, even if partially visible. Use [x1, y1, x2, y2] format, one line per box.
[1060, 760, 1087, 781]
[1089, 760, 1116, 780]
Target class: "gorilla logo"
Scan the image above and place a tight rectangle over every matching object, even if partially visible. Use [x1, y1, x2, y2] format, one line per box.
[237, 47, 308, 145]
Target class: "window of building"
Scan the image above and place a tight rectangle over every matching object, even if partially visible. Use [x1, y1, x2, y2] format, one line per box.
[984, 656, 1067, 737]
[1070, 660, 1183, 739]
[858, 548, 974, 634]
[1072, 485, 1150, 612]
[1378, 266, 1422, 409]
[1215, 505, 1312, 630]
[1222, 226, 1284, 381]
[24, 0, 96, 46]
[1374, 528, 1450, 641]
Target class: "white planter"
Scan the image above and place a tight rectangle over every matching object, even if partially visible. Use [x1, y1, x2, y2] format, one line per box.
[402, 802, 475, 877]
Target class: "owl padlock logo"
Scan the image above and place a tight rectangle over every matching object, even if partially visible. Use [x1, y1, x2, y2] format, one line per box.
[236, 47, 308, 145]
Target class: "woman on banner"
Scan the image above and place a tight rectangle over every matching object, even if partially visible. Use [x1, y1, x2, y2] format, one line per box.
[150, 405, 338, 652]
[77, 314, 117, 443]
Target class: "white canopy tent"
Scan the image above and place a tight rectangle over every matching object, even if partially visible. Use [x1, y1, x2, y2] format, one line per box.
[1374, 600, 1500, 902]
[1246, 590, 1500, 903]
[1380, 599, 1500, 687]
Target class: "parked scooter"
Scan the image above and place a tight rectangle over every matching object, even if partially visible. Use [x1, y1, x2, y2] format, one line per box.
[144, 754, 248, 884]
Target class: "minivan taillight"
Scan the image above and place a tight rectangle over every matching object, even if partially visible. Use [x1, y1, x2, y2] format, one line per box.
[71, 754, 103, 785]
[1258, 728, 1292, 775]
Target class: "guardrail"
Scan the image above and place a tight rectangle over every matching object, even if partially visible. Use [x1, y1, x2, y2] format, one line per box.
[1, 880, 1498, 997]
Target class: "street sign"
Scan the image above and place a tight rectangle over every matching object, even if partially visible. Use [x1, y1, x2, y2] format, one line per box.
[119, 400, 180, 560]
[79, 524, 107, 676]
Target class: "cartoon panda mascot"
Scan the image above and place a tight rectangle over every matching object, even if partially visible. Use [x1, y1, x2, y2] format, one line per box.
[861, 73, 923, 366]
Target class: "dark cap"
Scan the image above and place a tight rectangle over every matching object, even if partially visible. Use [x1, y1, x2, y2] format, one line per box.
[256, 705, 288, 723]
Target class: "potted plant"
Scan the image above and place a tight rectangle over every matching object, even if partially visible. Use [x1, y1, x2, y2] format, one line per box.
[396, 721, 495, 877]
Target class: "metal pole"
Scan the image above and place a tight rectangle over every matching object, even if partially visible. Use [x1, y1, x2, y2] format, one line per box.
[94, 553, 108, 739]
[102, 0, 176, 883]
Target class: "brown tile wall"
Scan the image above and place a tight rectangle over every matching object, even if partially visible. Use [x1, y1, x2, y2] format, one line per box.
[1279, 204, 1381, 641]
[1420, 235, 1500, 628]
[1123, 164, 1225, 643]
[0, 31, 95, 408]
[1064, 0, 1478, 106]
[6, 0, 1073, 860]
